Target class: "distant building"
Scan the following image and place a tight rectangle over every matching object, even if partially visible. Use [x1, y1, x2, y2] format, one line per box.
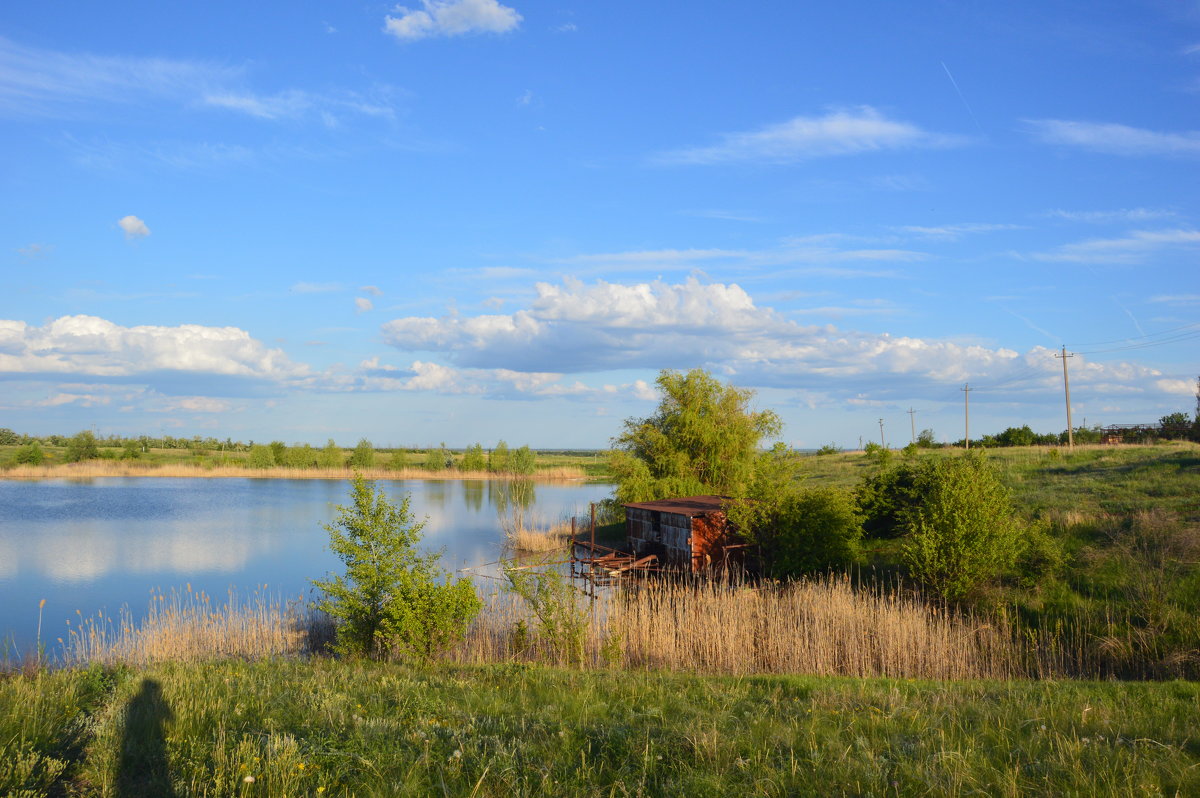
[623, 495, 743, 572]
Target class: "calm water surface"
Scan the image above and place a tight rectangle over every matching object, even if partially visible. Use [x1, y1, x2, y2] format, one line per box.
[0, 477, 611, 655]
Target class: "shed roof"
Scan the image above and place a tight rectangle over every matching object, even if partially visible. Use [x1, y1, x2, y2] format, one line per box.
[622, 495, 731, 517]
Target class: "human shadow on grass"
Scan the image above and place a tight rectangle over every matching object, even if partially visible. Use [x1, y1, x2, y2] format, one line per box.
[116, 678, 176, 798]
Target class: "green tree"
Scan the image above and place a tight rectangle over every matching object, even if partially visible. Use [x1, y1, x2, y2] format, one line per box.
[424, 444, 447, 471]
[0, 428, 19, 446]
[488, 440, 511, 473]
[995, 425, 1036, 447]
[389, 448, 409, 471]
[64, 430, 99, 463]
[120, 440, 142, 460]
[728, 444, 862, 574]
[312, 476, 481, 660]
[14, 441, 44, 465]
[287, 444, 319, 469]
[247, 444, 274, 469]
[510, 444, 537, 475]
[609, 369, 781, 504]
[901, 454, 1021, 601]
[349, 438, 375, 469]
[268, 440, 287, 465]
[459, 443, 486, 472]
[319, 439, 343, 468]
[916, 428, 937, 448]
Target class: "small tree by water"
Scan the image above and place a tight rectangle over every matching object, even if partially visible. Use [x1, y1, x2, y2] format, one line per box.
[312, 475, 481, 660]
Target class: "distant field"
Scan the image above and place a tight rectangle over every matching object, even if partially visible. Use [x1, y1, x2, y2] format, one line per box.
[0, 445, 610, 481]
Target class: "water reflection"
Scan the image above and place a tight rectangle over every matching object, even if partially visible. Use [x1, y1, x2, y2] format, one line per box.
[0, 476, 609, 653]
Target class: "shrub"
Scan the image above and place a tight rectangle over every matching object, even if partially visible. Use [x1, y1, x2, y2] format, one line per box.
[488, 440, 511, 473]
[63, 430, 99, 463]
[349, 438, 375, 469]
[247, 445, 274, 469]
[388, 448, 409, 470]
[312, 475, 481, 660]
[14, 441, 44, 465]
[900, 455, 1022, 601]
[815, 443, 842, 456]
[854, 461, 928, 539]
[318, 439, 343, 468]
[503, 565, 588, 665]
[510, 445, 537, 475]
[1014, 520, 1067, 588]
[761, 487, 863, 577]
[459, 443, 486, 472]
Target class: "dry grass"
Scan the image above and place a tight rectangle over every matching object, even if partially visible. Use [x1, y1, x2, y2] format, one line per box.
[1, 462, 586, 481]
[456, 575, 1017, 679]
[504, 522, 574, 552]
[61, 586, 315, 667]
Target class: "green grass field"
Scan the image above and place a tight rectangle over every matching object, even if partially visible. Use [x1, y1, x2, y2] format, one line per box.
[3, 661, 1199, 797]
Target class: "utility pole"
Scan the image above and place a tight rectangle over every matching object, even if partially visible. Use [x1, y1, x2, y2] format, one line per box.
[878, 418, 886, 449]
[1055, 346, 1075, 448]
[907, 407, 917, 444]
[961, 383, 972, 449]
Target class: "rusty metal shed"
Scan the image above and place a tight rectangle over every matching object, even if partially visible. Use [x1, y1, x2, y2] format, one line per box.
[623, 495, 740, 572]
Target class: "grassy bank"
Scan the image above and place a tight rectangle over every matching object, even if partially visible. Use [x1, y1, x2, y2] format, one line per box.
[3, 660, 1199, 797]
[0, 461, 589, 481]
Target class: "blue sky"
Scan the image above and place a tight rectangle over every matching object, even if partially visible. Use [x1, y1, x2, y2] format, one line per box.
[1, 1, 1198, 449]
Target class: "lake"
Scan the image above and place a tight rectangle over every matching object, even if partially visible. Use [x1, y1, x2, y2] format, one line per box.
[0, 477, 612, 657]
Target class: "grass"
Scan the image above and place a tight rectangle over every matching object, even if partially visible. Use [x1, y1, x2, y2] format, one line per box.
[2, 660, 1199, 796]
[0, 460, 588, 482]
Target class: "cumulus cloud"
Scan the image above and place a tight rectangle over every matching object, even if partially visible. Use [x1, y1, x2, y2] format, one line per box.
[379, 277, 1168, 399]
[0, 315, 310, 385]
[118, 215, 150, 239]
[1027, 119, 1200, 157]
[355, 297, 374, 313]
[384, 0, 522, 41]
[657, 107, 965, 165]
[353, 358, 650, 402]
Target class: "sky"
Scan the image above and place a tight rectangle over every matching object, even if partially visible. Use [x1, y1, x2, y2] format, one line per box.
[1, 0, 1198, 449]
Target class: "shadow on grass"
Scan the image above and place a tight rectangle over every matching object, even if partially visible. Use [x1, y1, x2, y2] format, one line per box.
[116, 678, 176, 798]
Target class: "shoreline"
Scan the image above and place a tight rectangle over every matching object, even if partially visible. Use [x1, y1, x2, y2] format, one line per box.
[0, 463, 593, 482]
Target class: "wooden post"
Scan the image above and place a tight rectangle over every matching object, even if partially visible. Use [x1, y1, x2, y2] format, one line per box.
[570, 516, 577, 577]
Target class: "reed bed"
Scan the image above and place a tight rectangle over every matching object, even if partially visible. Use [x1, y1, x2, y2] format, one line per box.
[454, 575, 1018, 680]
[2, 462, 587, 481]
[62, 587, 312, 667]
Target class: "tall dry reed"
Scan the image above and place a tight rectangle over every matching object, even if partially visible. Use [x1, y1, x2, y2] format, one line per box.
[455, 574, 1017, 679]
[62, 586, 314, 667]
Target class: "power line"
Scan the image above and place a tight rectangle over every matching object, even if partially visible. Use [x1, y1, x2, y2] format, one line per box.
[1071, 321, 1200, 348]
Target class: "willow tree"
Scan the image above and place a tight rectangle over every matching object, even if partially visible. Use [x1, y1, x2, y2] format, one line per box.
[609, 369, 781, 504]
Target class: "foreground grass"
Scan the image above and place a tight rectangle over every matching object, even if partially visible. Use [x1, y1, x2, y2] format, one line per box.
[3, 661, 1198, 797]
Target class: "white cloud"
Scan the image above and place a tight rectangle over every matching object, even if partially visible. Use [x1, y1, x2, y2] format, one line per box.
[118, 215, 150, 239]
[355, 297, 375, 313]
[17, 243, 51, 257]
[1148, 295, 1200, 305]
[1045, 208, 1176, 224]
[0, 36, 401, 125]
[378, 277, 1168, 399]
[384, 0, 522, 41]
[657, 107, 965, 165]
[150, 396, 233, 413]
[0, 315, 309, 383]
[290, 282, 342, 293]
[898, 223, 1023, 239]
[360, 285, 383, 296]
[1027, 119, 1200, 157]
[1032, 229, 1200, 264]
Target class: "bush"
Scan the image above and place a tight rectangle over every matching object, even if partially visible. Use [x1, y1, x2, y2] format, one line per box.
[63, 430, 99, 463]
[312, 475, 481, 660]
[459, 443, 486, 472]
[14, 442, 44, 465]
[388, 448, 409, 470]
[815, 443, 842, 456]
[488, 440, 511, 473]
[900, 455, 1021, 601]
[510, 445, 536, 475]
[761, 487, 863, 576]
[503, 565, 588, 665]
[247, 445, 274, 469]
[854, 461, 928, 539]
[319, 439, 343, 468]
[349, 438, 375, 469]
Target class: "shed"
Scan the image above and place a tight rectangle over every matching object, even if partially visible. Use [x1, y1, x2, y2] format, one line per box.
[623, 495, 741, 572]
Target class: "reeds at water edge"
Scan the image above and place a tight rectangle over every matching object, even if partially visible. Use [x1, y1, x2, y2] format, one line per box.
[2, 462, 587, 481]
